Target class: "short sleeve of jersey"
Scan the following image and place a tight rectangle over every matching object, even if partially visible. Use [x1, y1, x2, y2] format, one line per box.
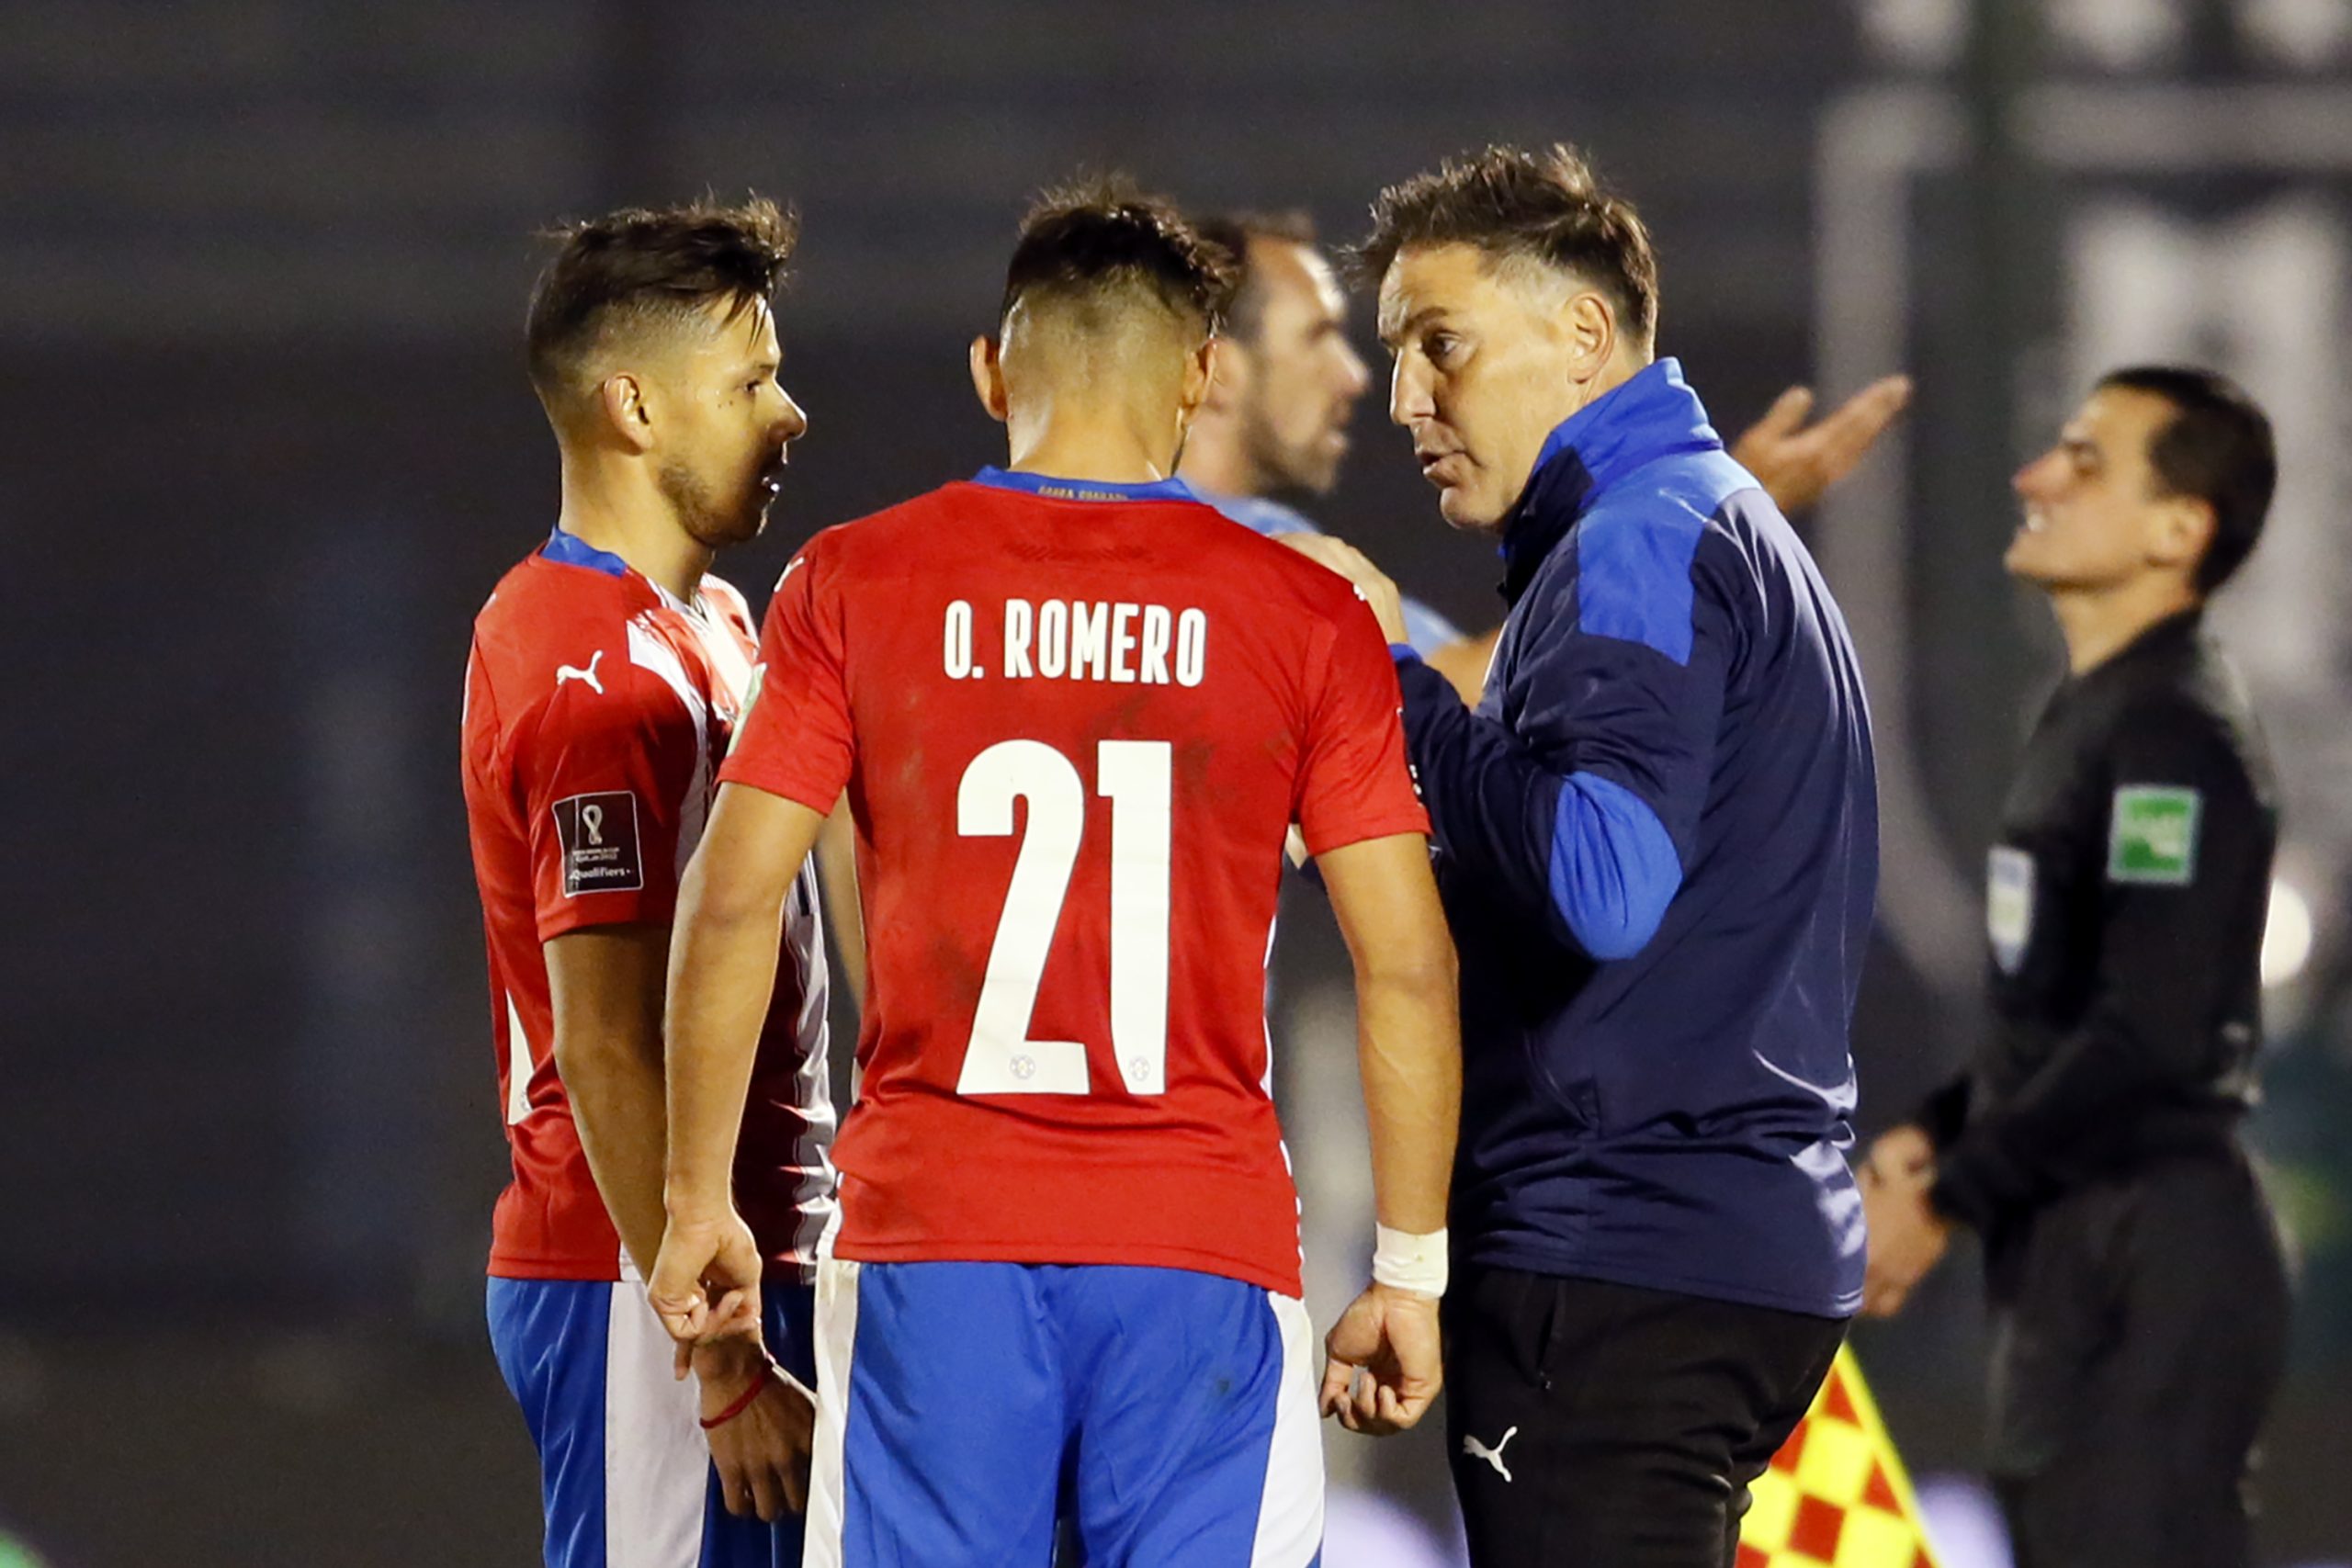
[719, 538, 854, 814]
[1296, 602, 1432, 856]
[516, 658, 702, 942]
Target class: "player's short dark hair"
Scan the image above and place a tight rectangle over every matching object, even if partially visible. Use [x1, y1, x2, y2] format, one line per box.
[1001, 176, 1238, 336]
[526, 196, 797, 409]
[1352, 143, 1658, 344]
[1195, 209, 1318, 344]
[2098, 365, 2277, 593]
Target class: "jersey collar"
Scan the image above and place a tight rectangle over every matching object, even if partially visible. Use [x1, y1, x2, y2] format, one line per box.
[540, 525, 706, 615]
[972, 466, 1198, 504]
[540, 525, 634, 579]
[2079, 605, 2207, 685]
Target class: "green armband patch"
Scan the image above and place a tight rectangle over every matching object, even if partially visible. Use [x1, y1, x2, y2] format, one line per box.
[2108, 784, 2201, 885]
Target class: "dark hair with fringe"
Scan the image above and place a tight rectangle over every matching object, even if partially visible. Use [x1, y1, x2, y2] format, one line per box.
[2098, 365, 2278, 593]
[1001, 176, 1238, 334]
[526, 196, 797, 408]
[1352, 143, 1657, 342]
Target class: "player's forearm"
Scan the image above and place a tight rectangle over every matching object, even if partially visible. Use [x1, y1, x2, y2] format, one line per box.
[1318, 835, 1463, 1235]
[557, 1029, 673, 1278]
[663, 867, 785, 1216]
[1351, 956, 1462, 1235]
[545, 926, 679, 1279]
[663, 785, 831, 1219]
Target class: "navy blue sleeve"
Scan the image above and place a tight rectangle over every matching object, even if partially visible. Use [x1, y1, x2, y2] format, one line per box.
[1396, 502, 1733, 960]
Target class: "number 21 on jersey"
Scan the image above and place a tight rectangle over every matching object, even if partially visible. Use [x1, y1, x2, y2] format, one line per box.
[956, 739, 1169, 1098]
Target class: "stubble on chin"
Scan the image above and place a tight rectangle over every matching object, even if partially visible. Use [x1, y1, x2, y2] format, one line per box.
[662, 462, 768, 550]
[700, 491, 769, 549]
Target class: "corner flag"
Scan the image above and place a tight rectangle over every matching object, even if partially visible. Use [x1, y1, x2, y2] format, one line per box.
[1736, 1347, 1941, 1568]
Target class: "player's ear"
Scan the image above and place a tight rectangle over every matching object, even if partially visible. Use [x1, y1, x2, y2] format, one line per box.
[1203, 333, 1249, 414]
[599, 372, 658, 454]
[1179, 336, 1216, 420]
[969, 335, 1010, 424]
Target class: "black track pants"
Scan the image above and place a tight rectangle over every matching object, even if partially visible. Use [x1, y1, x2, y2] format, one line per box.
[1443, 1268, 1846, 1567]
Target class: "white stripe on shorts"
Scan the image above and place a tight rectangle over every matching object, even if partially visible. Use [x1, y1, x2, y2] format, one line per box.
[804, 1223, 860, 1568]
[1250, 1291, 1327, 1568]
[605, 1272, 710, 1568]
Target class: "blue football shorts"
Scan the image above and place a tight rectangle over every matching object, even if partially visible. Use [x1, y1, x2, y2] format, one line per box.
[805, 1258, 1323, 1567]
[487, 1269, 817, 1568]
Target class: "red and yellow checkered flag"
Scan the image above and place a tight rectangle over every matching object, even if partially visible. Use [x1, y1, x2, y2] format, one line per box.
[1736, 1347, 1940, 1568]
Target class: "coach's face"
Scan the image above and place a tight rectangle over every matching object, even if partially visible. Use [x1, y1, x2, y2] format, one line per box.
[1380, 243, 1606, 533]
[656, 297, 808, 548]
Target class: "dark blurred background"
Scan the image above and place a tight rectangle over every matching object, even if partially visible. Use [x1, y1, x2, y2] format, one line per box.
[7, 2, 2352, 1563]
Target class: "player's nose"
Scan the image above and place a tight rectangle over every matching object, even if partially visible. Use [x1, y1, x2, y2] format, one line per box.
[777, 389, 809, 443]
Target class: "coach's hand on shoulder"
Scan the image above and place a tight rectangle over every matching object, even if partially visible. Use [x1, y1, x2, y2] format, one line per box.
[1732, 374, 1912, 515]
[695, 1336, 817, 1521]
[650, 1203, 765, 1346]
[1277, 534, 1409, 646]
[1319, 1282, 1442, 1437]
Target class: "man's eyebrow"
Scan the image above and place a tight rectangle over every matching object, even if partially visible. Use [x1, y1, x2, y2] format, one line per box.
[1376, 304, 1447, 346]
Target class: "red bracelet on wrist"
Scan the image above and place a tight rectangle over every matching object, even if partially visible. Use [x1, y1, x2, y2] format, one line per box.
[699, 1371, 768, 1431]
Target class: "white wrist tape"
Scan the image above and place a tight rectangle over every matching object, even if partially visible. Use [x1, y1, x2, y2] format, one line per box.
[1372, 1224, 1449, 1297]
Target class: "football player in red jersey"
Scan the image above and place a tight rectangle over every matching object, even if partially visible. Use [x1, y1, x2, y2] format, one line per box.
[462, 197, 833, 1566]
[650, 181, 1463, 1567]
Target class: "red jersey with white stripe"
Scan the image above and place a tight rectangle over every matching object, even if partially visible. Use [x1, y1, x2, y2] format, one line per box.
[720, 471, 1429, 1297]
[462, 530, 835, 1282]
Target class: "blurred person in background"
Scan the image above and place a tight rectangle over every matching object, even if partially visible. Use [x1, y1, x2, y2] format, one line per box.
[1861, 367, 2292, 1568]
[1182, 211, 1467, 665]
[650, 180, 1462, 1567]
[1289, 143, 1878, 1567]
[460, 197, 833, 1564]
[1182, 213, 1907, 706]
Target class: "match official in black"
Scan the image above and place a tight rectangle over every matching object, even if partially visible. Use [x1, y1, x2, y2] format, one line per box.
[1863, 367, 2292, 1568]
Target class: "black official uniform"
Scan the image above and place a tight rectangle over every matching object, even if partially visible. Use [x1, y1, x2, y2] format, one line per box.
[1917, 608, 2291, 1568]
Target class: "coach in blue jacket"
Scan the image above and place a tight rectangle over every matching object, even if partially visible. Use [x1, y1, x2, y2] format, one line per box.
[1290, 144, 1878, 1567]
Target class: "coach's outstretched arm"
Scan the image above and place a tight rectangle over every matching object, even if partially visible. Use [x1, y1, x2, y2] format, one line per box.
[1315, 831, 1461, 1436]
[653, 781, 828, 1343]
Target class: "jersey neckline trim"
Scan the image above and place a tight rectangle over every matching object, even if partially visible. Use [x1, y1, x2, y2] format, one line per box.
[970, 466, 1198, 504]
[539, 526, 708, 617]
[540, 525, 634, 579]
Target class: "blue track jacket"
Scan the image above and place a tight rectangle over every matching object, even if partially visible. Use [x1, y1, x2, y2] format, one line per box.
[1395, 360, 1876, 1317]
